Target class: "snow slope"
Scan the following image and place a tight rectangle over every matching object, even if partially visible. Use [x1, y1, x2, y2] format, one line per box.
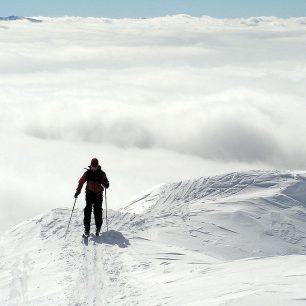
[1, 170, 306, 305]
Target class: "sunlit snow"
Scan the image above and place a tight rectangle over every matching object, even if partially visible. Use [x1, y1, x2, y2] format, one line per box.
[1, 170, 306, 305]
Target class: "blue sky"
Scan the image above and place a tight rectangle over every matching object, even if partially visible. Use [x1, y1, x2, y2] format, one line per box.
[0, 0, 305, 18]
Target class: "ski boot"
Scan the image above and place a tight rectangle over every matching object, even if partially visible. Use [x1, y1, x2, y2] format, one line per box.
[83, 228, 90, 238]
[95, 228, 101, 237]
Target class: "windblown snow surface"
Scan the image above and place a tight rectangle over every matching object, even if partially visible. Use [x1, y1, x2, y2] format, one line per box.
[1, 170, 306, 305]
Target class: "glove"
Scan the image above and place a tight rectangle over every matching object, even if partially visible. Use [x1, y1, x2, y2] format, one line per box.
[74, 192, 79, 198]
[104, 182, 109, 189]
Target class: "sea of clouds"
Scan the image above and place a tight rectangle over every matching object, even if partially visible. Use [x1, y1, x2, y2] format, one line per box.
[0, 15, 305, 231]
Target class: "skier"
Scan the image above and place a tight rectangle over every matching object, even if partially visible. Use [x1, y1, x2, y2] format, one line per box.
[74, 157, 109, 237]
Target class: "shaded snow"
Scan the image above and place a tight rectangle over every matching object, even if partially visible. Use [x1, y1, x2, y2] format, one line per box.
[1, 170, 306, 305]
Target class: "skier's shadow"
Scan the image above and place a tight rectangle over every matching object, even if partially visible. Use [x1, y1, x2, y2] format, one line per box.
[92, 230, 130, 248]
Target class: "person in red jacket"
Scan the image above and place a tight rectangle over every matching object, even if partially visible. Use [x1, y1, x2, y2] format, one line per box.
[75, 158, 109, 236]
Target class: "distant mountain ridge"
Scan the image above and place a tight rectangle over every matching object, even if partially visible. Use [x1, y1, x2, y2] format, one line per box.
[0, 16, 42, 23]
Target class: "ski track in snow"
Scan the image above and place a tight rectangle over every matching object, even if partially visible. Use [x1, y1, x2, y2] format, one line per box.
[1, 170, 306, 305]
[9, 254, 30, 305]
[68, 236, 141, 306]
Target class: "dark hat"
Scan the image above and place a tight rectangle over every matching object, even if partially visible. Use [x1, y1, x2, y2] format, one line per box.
[91, 158, 99, 167]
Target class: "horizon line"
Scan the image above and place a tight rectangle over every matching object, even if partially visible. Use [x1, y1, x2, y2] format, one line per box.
[1, 14, 306, 20]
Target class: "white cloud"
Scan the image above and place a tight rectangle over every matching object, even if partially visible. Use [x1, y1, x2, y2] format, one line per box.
[0, 15, 305, 230]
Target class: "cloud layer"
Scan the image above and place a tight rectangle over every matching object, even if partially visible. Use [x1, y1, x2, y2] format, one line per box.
[0, 15, 306, 230]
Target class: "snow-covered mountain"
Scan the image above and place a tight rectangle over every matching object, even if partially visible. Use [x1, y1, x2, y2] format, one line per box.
[1, 170, 306, 305]
[0, 16, 42, 23]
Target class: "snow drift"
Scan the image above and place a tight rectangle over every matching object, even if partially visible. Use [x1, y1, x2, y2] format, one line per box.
[1, 170, 306, 305]
[117, 170, 306, 259]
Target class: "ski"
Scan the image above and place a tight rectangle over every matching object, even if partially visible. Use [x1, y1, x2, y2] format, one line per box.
[82, 234, 89, 239]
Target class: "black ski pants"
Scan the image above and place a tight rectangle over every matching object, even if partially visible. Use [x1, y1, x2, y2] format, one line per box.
[84, 192, 103, 231]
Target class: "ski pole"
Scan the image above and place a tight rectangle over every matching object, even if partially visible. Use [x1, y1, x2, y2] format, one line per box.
[105, 188, 109, 232]
[65, 197, 77, 237]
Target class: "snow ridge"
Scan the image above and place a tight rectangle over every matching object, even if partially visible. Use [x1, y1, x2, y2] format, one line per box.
[1, 170, 306, 305]
[115, 170, 306, 260]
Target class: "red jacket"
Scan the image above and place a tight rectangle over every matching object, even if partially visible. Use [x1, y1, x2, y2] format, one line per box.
[76, 166, 109, 195]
